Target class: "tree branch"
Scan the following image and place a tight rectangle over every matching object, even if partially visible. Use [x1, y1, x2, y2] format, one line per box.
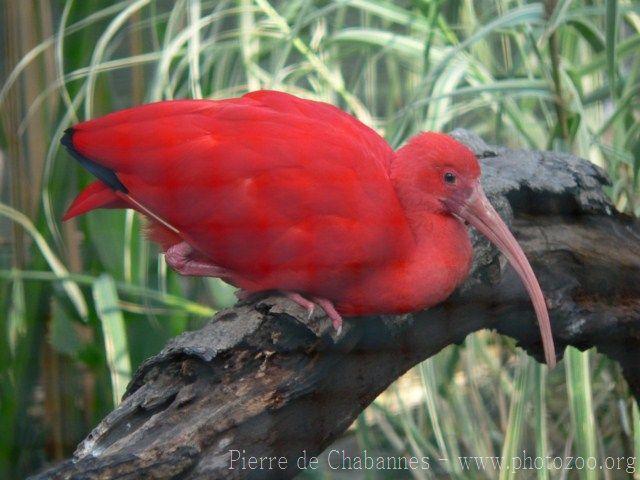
[33, 131, 640, 480]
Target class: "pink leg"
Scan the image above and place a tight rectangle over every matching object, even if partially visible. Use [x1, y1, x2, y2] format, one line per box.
[165, 242, 227, 277]
[312, 297, 343, 335]
[285, 292, 315, 319]
[234, 288, 343, 333]
[283, 292, 342, 333]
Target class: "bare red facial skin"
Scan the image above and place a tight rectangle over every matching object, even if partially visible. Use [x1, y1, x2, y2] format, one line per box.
[445, 182, 557, 368]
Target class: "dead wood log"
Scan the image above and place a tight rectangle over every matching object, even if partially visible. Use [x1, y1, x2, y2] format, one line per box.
[32, 131, 640, 480]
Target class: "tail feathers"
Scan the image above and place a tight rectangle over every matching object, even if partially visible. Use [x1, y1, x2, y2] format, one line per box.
[63, 180, 128, 221]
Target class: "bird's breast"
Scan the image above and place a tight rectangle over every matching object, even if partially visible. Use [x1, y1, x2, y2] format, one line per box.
[336, 214, 473, 316]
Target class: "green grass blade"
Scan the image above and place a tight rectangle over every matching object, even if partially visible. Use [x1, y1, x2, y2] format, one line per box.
[93, 274, 132, 406]
[634, 401, 640, 479]
[7, 272, 26, 356]
[534, 363, 549, 480]
[565, 348, 598, 480]
[330, 28, 425, 59]
[430, 3, 545, 88]
[606, 0, 618, 100]
[187, 0, 203, 98]
[418, 359, 463, 476]
[0, 0, 131, 108]
[240, 0, 261, 90]
[83, 0, 152, 118]
[498, 354, 533, 480]
[346, 0, 429, 31]
[573, 33, 640, 76]
[0, 269, 215, 317]
[254, 0, 372, 123]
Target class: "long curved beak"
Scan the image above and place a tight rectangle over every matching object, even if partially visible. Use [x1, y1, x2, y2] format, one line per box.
[454, 184, 556, 368]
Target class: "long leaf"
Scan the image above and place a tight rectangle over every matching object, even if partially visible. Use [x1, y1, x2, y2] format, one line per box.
[93, 274, 132, 406]
[565, 348, 598, 480]
[499, 355, 533, 480]
[605, 0, 618, 100]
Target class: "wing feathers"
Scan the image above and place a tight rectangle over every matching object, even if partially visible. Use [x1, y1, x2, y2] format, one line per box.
[62, 91, 412, 291]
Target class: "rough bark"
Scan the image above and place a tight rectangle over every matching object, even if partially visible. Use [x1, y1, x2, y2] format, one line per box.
[33, 131, 640, 480]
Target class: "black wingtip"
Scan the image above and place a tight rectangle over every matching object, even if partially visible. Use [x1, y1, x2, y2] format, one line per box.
[61, 127, 128, 194]
[61, 127, 75, 149]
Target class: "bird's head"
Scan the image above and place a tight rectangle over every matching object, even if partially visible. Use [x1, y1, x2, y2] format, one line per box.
[393, 132, 556, 368]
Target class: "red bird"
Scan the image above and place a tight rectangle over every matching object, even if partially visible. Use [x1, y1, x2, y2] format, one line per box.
[62, 90, 556, 367]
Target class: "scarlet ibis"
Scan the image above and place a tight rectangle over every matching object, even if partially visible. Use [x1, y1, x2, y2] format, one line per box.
[62, 90, 556, 367]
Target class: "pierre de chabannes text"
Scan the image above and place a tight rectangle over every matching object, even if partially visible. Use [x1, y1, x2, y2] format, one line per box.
[229, 449, 636, 473]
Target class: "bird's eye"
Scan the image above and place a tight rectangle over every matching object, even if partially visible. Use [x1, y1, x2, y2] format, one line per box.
[444, 172, 456, 184]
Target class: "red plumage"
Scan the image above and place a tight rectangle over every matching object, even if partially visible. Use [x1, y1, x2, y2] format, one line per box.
[63, 90, 556, 366]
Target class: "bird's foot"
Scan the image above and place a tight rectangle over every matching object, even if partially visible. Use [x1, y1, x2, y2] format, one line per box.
[281, 291, 343, 334]
[312, 297, 343, 335]
[235, 289, 343, 334]
[284, 292, 316, 319]
[165, 241, 227, 277]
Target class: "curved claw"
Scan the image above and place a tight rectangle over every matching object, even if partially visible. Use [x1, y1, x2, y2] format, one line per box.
[285, 292, 315, 319]
[282, 292, 343, 334]
[312, 297, 343, 334]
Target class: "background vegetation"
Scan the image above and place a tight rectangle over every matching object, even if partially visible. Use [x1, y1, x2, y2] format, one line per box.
[1, 0, 639, 478]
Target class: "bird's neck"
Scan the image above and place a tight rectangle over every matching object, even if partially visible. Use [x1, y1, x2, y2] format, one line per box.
[389, 169, 446, 245]
[380, 153, 474, 309]
[407, 211, 473, 306]
[390, 173, 473, 307]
